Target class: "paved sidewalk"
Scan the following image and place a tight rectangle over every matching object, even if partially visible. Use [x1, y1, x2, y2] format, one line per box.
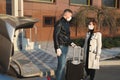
[95, 59, 120, 80]
[6, 59, 120, 80]
[1, 41, 120, 80]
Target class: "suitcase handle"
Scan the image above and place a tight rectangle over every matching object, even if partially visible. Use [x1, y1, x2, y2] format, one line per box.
[72, 46, 82, 65]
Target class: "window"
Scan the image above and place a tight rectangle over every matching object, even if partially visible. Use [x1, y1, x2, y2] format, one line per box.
[24, 0, 55, 3]
[43, 16, 55, 27]
[102, 0, 118, 8]
[24, 15, 32, 17]
[70, 0, 92, 5]
[6, 0, 12, 15]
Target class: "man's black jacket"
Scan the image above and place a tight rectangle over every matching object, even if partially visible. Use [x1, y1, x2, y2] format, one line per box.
[53, 17, 72, 50]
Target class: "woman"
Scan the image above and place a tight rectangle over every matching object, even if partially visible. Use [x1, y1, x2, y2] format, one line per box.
[84, 19, 102, 80]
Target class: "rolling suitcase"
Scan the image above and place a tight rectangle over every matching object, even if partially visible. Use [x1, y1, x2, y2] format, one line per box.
[66, 47, 84, 80]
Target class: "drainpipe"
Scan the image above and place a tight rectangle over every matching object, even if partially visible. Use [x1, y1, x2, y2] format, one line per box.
[18, 0, 24, 17]
[12, 0, 19, 51]
[12, 0, 18, 16]
[18, 0, 24, 51]
[12, 0, 24, 17]
[12, 0, 24, 51]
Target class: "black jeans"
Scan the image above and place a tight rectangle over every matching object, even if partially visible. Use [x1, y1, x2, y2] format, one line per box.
[85, 65, 96, 80]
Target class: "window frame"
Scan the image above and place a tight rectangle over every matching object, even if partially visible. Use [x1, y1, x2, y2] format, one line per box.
[116, 0, 120, 8]
[24, 0, 55, 3]
[43, 16, 56, 27]
[102, 0, 118, 8]
[69, 0, 92, 6]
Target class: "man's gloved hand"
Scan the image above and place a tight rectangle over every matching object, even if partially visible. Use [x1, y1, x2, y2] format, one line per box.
[71, 42, 77, 48]
[56, 48, 62, 56]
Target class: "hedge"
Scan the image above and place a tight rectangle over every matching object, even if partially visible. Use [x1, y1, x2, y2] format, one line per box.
[72, 36, 120, 48]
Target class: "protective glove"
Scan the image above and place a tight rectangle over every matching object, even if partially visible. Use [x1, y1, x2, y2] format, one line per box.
[71, 42, 77, 48]
[56, 48, 62, 56]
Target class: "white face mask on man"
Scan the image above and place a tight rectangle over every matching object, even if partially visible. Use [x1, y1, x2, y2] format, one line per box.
[88, 25, 94, 30]
[66, 17, 72, 22]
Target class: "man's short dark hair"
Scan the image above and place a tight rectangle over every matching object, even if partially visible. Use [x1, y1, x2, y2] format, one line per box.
[63, 9, 73, 14]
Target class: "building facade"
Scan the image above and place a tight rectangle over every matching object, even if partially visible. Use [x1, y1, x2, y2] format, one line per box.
[1, 0, 120, 41]
[0, 0, 6, 14]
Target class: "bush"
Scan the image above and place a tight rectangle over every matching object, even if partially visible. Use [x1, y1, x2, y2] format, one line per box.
[71, 38, 85, 47]
[102, 37, 120, 48]
[72, 36, 120, 48]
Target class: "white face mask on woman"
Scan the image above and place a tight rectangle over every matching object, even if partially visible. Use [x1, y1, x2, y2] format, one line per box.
[66, 17, 72, 22]
[88, 25, 94, 30]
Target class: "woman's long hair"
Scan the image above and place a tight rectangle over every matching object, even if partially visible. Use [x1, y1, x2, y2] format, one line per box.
[88, 18, 100, 33]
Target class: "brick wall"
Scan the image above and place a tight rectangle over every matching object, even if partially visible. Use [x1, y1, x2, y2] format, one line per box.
[0, 0, 6, 14]
[0, 0, 120, 42]
[24, 0, 81, 41]
[23, 0, 120, 41]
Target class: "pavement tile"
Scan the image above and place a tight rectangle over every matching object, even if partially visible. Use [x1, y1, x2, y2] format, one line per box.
[1, 42, 120, 80]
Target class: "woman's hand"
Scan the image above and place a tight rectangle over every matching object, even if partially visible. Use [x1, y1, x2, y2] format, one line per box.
[95, 55, 100, 59]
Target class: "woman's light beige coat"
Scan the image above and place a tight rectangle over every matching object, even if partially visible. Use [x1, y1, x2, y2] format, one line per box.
[84, 32, 102, 69]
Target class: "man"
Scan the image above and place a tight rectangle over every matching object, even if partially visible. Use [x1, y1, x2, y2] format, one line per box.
[53, 9, 77, 80]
